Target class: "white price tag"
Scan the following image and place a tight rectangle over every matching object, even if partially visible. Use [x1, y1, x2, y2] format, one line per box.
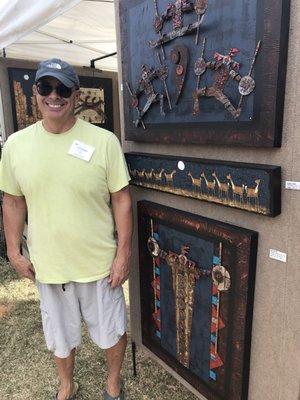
[269, 249, 287, 263]
[285, 181, 300, 190]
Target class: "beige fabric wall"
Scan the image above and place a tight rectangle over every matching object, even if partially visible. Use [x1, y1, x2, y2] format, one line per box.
[116, 0, 300, 399]
[0, 58, 121, 140]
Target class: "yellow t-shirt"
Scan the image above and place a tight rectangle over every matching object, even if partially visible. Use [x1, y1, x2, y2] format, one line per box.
[0, 119, 130, 283]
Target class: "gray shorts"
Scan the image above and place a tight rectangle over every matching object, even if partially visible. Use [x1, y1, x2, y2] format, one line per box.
[36, 277, 127, 358]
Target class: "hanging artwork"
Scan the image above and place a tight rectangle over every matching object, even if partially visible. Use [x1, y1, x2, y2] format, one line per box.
[119, 0, 290, 146]
[125, 152, 281, 216]
[138, 201, 258, 400]
[75, 75, 114, 132]
[8, 68, 114, 132]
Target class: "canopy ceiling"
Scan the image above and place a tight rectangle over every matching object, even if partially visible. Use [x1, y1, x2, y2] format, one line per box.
[0, 0, 118, 71]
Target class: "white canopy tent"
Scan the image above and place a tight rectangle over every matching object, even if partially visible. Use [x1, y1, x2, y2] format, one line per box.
[0, 0, 118, 71]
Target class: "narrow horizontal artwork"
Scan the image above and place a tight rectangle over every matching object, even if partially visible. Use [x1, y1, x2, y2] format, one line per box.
[138, 201, 258, 400]
[126, 152, 281, 216]
[119, 0, 290, 146]
[8, 68, 114, 132]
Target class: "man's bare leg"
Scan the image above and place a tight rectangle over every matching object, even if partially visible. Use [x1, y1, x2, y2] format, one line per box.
[54, 348, 76, 400]
[105, 333, 127, 397]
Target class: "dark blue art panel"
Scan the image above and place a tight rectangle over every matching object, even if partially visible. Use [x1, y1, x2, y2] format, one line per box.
[120, 0, 290, 146]
[126, 152, 281, 216]
[127, 0, 257, 123]
[159, 224, 214, 381]
[138, 201, 258, 400]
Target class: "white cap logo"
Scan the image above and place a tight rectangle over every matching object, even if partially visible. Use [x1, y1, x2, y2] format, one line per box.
[46, 62, 62, 69]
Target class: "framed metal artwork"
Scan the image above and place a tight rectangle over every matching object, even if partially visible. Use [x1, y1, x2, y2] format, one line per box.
[138, 200, 258, 399]
[119, 0, 290, 147]
[125, 152, 281, 216]
[8, 68, 114, 132]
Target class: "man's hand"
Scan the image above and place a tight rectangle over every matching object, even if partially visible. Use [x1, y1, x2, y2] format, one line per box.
[108, 253, 130, 289]
[8, 253, 35, 282]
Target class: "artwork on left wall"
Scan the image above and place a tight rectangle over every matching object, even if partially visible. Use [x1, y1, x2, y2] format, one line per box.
[138, 200, 258, 400]
[8, 68, 114, 132]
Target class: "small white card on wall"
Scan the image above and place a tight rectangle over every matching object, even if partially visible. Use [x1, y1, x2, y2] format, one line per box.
[269, 249, 287, 263]
[285, 181, 300, 190]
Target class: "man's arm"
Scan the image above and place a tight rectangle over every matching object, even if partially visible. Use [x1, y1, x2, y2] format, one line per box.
[2, 193, 35, 281]
[109, 186, 132, 288]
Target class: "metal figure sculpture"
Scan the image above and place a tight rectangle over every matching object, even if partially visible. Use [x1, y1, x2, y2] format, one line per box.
[147, 234, 230, 369]
[164, 170, 177, 185]
[200, 171, 216, 196]
[245, 179, 261, 209]
[192, 46, 244, 119]
[193, 40, 261, 119]
[212, 171, 230, 200]
[127, 63, 170, 128]
[188, 171, 202, 193]
[226, 174, 245, 204]
[153, 168, 165, 181]
[149, 0, 208, 49]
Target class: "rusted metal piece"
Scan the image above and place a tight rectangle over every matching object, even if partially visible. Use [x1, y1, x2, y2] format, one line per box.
[148, 237, 211, 367]
[147, 235, 230, 368]
[170, 44, 189, 104]
[153, 0, 166, 59]
[192, 37, 206, 114]
[193, 45, 244, 119]
[156, 52, 172, 110]
[238, 40, 262, 108]
[129, 63, 169, 127]
[125, 81, 146, 129]
[149, 0, 207, 49]
[194, 58, 206, 78]
[194, 0, 208, 44]
[195, 37, 207, 89]
[212, 265, 231, 291]
[239, 76, 255, 96]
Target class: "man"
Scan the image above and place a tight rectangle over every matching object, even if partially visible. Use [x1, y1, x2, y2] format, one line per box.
[0, 59, 132, 400]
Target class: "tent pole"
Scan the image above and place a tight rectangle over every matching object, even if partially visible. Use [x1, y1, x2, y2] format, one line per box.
[90, 52, 117, 68]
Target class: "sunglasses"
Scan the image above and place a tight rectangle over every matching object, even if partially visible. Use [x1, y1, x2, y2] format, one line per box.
[36, 81, 76, 98]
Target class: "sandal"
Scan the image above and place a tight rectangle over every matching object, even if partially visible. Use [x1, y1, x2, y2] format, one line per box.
[54, 381, 79, 400]
[103, 380, 125, 400]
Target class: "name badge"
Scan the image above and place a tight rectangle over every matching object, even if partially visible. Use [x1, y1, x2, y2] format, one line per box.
[68, 140, 95, 162]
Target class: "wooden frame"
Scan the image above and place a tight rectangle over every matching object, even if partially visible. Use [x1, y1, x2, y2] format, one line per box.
[138, 201, 258, 399]
[119, 0, 290, 147]
[126, 152, 281, 217]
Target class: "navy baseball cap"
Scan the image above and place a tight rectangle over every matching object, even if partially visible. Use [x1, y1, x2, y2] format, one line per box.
[35, 58, 80, 88]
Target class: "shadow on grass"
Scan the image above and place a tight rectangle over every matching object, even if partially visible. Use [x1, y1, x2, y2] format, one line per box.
[0, 261, 20, 285]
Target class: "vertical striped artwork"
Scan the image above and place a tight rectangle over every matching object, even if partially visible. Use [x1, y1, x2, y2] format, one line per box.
[209, 250, 226, 381]
[150, 220, 161, 339]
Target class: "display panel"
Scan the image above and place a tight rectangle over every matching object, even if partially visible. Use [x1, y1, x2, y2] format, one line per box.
[126, 152, 281, 216]
[119, 0, 290, 146]
[138, 201, 258, 399]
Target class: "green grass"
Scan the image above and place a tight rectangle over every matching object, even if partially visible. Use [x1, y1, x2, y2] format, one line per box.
[0, 259, 197, 399]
